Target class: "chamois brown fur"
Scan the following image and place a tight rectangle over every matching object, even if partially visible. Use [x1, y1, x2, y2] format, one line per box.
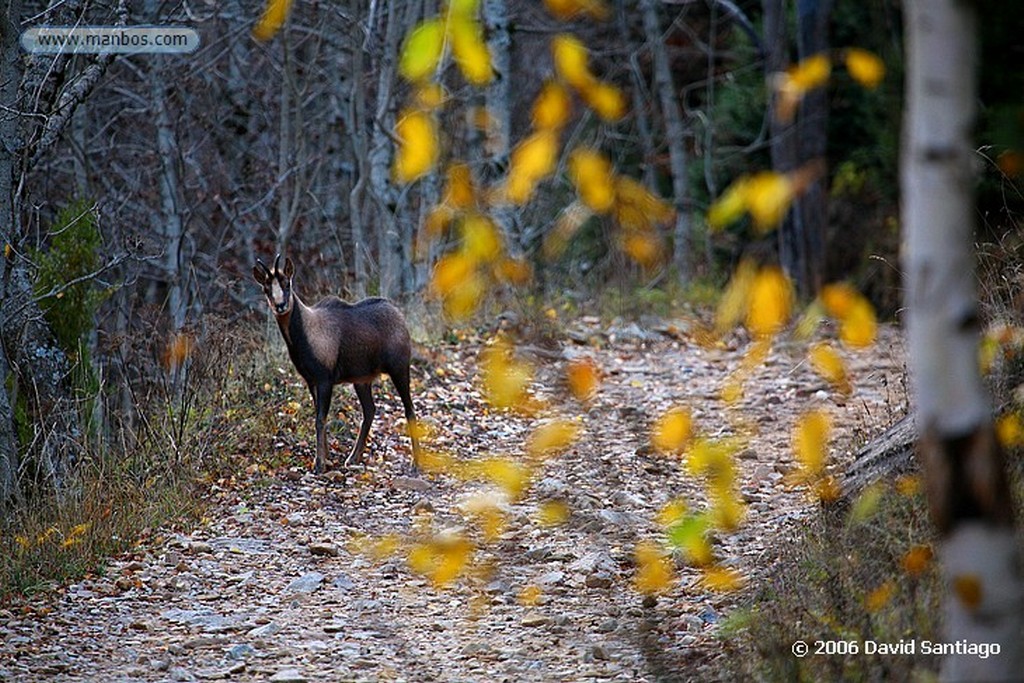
[253, 255, 419, 474]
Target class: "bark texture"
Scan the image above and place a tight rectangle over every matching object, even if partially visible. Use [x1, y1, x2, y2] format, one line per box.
[902, 0, 1023, 678]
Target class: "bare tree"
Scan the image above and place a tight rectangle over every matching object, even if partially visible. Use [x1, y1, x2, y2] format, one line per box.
[902, 0, 1022, 679]
[640, 0, 692, 280]
[762, 0, 830, 297]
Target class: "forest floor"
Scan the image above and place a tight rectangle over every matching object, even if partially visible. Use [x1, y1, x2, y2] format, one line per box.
[0, 316, 907, 682]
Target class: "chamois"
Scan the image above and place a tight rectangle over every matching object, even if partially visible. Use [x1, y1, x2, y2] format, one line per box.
[253, 254, 419, 474]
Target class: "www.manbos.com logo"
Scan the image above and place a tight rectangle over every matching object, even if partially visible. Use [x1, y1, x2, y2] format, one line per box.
[21, 26, 200, 54]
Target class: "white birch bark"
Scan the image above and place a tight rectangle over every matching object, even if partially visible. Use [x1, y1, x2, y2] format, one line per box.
[902, 1, 1023, 679]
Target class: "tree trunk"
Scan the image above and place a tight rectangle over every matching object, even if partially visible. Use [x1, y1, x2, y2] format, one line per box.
[641, 0, 691, 280]
[763, 0, 829, 297]
[902, 1, 1022, 679]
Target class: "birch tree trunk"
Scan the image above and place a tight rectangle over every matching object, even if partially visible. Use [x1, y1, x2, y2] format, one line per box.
[640, 0, 691, 281]
[901, 1, 1023, 679]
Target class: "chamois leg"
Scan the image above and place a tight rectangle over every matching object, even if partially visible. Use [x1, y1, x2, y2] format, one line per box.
[313, 383, 334, 474]
[390, 368, 420, 472]
[346, 382, 375, 467]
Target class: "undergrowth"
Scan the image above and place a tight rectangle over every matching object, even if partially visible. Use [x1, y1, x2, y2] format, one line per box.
[719, 485, 942, 682]
[0, 319, 279, 603]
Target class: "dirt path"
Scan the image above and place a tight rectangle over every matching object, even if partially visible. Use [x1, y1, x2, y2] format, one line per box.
[0, 320, 906, 682]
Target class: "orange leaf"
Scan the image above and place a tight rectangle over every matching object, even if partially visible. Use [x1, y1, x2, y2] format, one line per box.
[746, 266, 793, 338]
[844, 48, 885, 89]
[532, 80, 573, 131]
[568, 148, 616, 213]
[253, 0, 295, 41]
[552, 34, 593, 89]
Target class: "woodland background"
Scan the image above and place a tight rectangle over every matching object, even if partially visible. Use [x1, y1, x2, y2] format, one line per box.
[0, 0, 1023, 677]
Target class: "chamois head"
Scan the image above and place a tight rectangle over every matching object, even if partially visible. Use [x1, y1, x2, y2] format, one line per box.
[252, 253, 295, 316]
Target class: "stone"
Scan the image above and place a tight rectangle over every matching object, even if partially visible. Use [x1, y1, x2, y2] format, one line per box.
[247, 622, 280, 638]
[584, 572, 613, 589]
[169, 667, 196, 681]
[285, 572, 324, 594]
[309, 543, 339, 557]
[521, 615, 551, 627]
[269, 669, 308, 683]
[392, 476, 431, 492]
[226, 643, 256, 660]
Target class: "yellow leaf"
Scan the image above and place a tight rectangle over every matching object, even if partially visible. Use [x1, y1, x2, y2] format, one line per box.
[840, 297, 877, 348]
[415, 82, 448, 110]
[527, 419, 580, 460]
[849, 482, 884, 524]
[997, 413, 1024, 448]
[808, 343, 851, 394]
[634, 540, 675, 595]
[740, 339, 772, 372]
[532, 80, 573, 131]
[794, 301, 825, 340]
[253, 0, 295, 41]
[408, 532, 474, 587]
[746, 266, 793, 338]
[506, 130, 559, 204]
[786, 53, 831, 92]
[953, 574, 983, 610]
[399, 19, 447, 82]
[451, 16, 493, 85]
[472, 457, 531, 501]
[369, 533, 402, 560]
[864, 580, 895, 612]
[711, 490, 746, 532]
[417, 448, 458, 475]
[820, 284, 877, 348]
[901, 545, 933, 577]
[568, 148, 616, 213]
[551, 34, 594, 89]
[820, 282, 858, 318]
[715, 259, 757, 334]
[621, 233, 663, 268]
[461, 213, 503, 262]
[793, 410, 831, 477]
[536, 500, 570, 526]
[745, 172, 794, 231]
[700, 566, 746, 592]
[656, 498, 689, 528]
[708, 178, 749, 230]
[687, 438, 737, 485]
[480, 340, 535, 411]
[720, 376, 744, 404]
[652, 407, 693, 455]
[815, 475, 842, 503]
[895, 475, 920, 497]
[615, 177, 674, 231]
[494, 257, 533, 286]
[581, 81, 625, 121]
[442, 272, 486, 320]
[519, 584, 543, 605]
[844, 48, 885, 89]
[447, 0, 480, 16]
[393, 110, 440, 183]
[430, 252, 475, 297]
[566, 358, 600, 401]
[444, 163, 476, 209]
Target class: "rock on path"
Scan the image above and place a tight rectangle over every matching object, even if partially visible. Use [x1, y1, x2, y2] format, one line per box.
[0, 321, 906, 681]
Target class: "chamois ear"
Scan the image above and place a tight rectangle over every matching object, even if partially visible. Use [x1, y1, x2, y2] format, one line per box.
[253, 261, 270, 285]
[283, 257, 295, 280]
